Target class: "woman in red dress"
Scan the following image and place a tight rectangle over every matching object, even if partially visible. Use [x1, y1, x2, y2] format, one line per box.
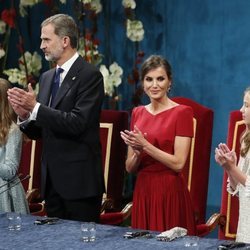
[120, 55, 196, 235]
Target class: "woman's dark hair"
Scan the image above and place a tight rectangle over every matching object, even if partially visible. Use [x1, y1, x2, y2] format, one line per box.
[140, 55, 172, 81]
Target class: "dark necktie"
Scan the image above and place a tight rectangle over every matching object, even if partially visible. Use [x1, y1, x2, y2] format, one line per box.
[51, 67, 64, 105]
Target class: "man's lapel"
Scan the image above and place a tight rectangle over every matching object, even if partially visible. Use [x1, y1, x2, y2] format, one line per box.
[52, 56, 83, 108]
[39, 69, 55, 106]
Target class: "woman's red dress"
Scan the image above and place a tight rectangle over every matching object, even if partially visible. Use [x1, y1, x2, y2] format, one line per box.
[130, 105, 196, 235]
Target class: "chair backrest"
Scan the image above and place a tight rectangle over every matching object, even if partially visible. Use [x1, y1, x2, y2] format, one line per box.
[100, 109, 129, 211]
[219, 110, 245, 240]
[19, 110, 128, 213]
[19, 138, 43, 195]
[171, 97, 214, 225]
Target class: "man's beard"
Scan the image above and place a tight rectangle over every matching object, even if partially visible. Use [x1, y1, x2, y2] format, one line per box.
[45, 54, 53, 61]
[44, 48, 63, 62]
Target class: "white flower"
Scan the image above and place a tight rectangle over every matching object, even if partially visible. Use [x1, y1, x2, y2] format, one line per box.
[100, 65, 109, 79]
[0, 48, 5, 59]
[82, 0, 92, 4]
[3, 68, 27, 85]
[19, 51, 42, 76]
[19, 0, 42, 17]
[105, 77, 115, 96]
[91, 0, 102, 13]
[19, 5, 27, 17]
[82, 0, 102, 14]
[100, 65, 112, 95]
[109, 62, 123, 78]
[109, 74, 122, 88]
[20, 0, 41, 6]
[126, 19, 144, 42]
[78, 36, 103, 65]
[3, 51, 42, 86]
[59, 0, 66, 3]
[100, 62, 123, 96]
[0, 21, 6, 35]
[122, 0, 136, 9]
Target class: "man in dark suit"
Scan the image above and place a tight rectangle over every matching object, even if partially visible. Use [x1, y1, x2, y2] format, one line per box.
[7, 14, 105, 222]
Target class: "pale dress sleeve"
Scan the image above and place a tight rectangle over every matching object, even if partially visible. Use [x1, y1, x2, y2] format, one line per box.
[0, 124, 22, 181]
[227, 155, 250, 197]
[245, 176, 250, 198]
[226, 156, 244, 196]
[227, 179, 239, 196]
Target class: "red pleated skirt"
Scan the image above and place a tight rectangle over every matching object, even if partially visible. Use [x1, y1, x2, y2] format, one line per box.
[131, 164, 196, 235]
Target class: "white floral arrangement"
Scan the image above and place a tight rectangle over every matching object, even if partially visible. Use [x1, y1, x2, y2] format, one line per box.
[0, 48, 5, 59]
[19, 0, 66, 17]
[82, 0, 102, 14]
[122, 0, 136, 9]
[0, 20, 7, 59]
[122, 0, 144, 42]
[0, 20, 6, 34]
[78, 36, 103, 66]
[99, 62, 123, 97]
[126, 19, 144, 42]
[4, 51, 42, 87]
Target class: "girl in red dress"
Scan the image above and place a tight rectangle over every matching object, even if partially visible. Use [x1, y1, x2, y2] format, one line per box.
[120, 55, 196, 235]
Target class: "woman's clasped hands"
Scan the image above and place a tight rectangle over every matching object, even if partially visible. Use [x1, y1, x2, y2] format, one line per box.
[120, 125, 147, 153]
[215, 143, 237, 170]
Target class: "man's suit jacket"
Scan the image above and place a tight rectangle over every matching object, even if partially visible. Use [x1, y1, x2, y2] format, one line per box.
[22, 56, 105, 200]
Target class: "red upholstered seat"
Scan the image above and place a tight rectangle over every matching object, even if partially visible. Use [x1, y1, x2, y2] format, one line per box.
[19, 138, 45, 215]
[99, 109, 129, 212]
[171, 97, 214, 225]
[171, 97, 221, 237]
[99, 110, 134, 225]
[100, 202, 132, 225]
[218, 110, 244, 240]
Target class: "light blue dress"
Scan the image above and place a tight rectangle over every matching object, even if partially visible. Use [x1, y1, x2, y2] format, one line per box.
[0, 123, 29, 214]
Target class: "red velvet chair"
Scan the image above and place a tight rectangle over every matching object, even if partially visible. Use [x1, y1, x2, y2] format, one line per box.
[99, 109, 129, 212]
[171, 97, 214, 224]
[171, 97, 222, 236]
[99, 110, 134, 226]
[19, 138, 45, 215]
[218, 110, 245, 240]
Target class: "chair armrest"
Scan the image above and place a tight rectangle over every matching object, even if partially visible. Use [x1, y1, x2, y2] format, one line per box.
[121, 201, 132, 221]
[29, 201, 46, 216]
[100, 202, 133, 225]
[26, 188, 41, 203]
[101, 198, 114, 213]
[196, 213, 226, 237]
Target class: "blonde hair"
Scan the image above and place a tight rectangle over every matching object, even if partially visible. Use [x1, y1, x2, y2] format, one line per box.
[240, 87, 250, 157]
[0, 78, 17, 145]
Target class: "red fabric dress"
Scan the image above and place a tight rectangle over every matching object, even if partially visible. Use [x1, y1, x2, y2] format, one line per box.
[130, 105, 196, 235]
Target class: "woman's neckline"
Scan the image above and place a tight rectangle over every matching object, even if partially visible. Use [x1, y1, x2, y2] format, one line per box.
[144, 103, 179, 116]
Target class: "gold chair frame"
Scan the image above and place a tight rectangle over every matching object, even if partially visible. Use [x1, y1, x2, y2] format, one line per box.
[225, 120, 244, 238]
[187, 118, 197, 191]
[100, 122, 113, 200]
